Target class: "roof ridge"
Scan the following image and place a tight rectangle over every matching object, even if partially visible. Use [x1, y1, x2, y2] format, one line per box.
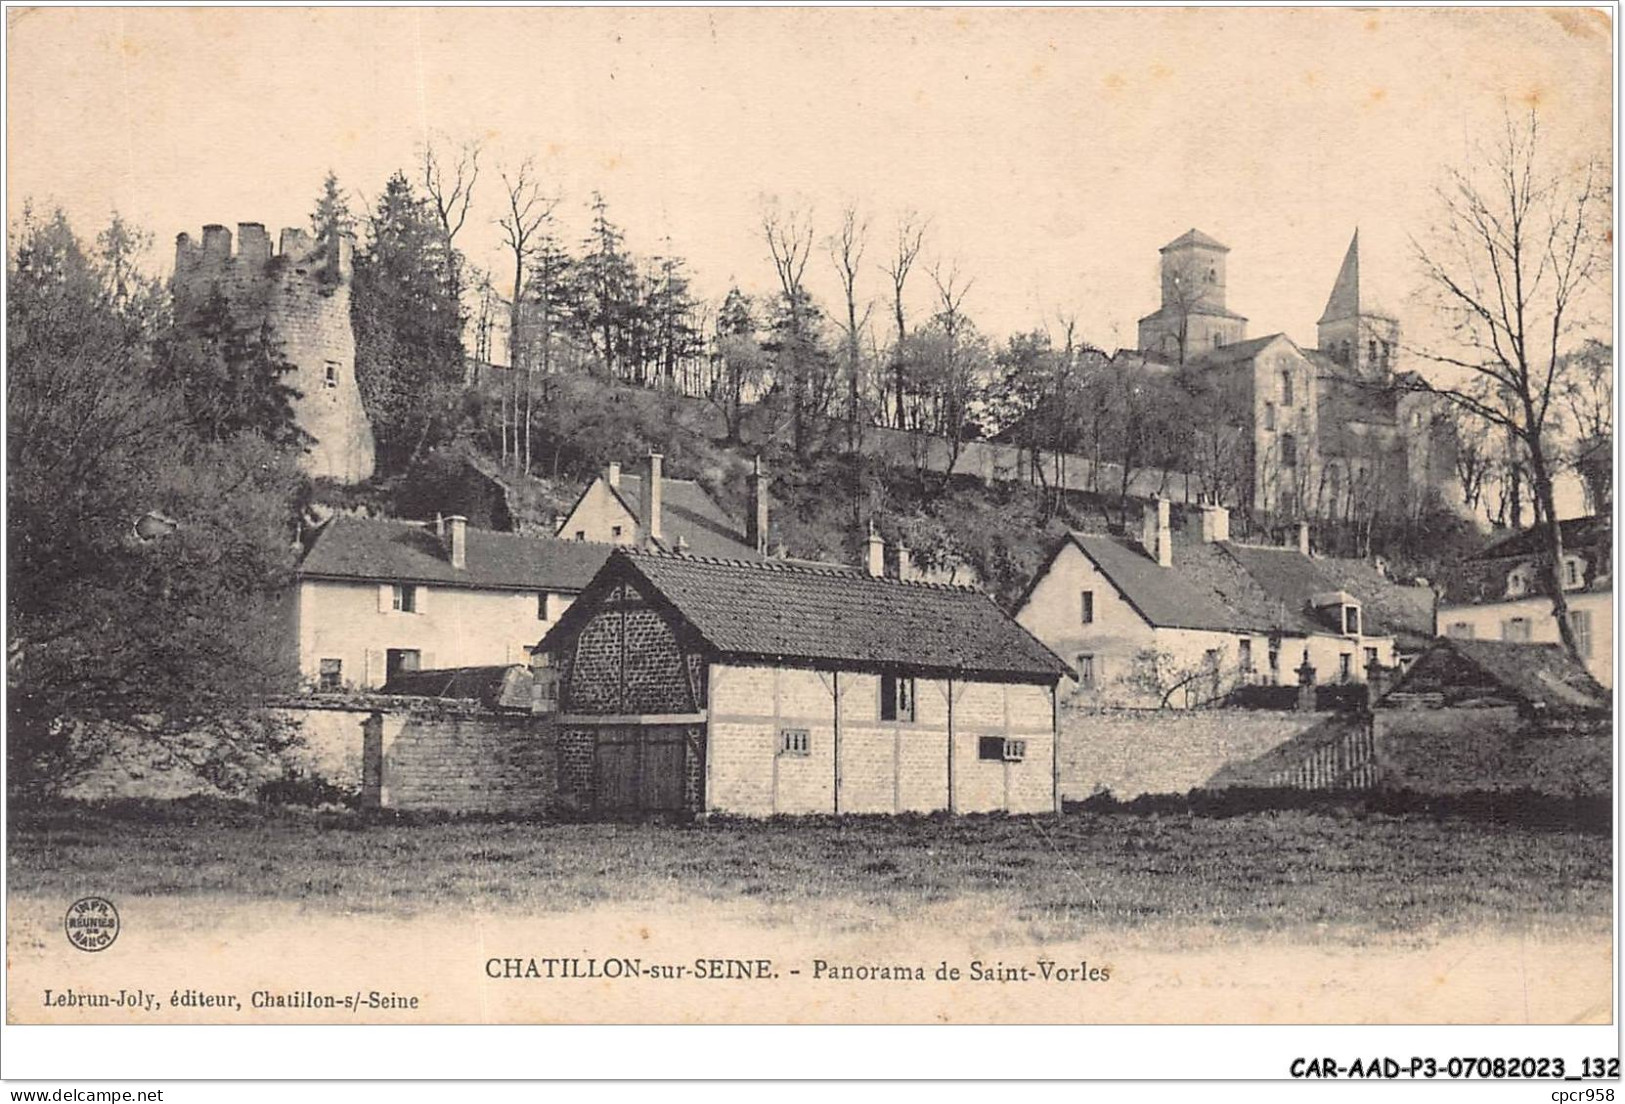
[623, 546, 983, 591]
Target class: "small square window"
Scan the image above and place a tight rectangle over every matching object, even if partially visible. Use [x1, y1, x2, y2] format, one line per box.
[392, 584, 417, 613]
[323, 362, 339, 389]
[880, 675, 916, 722]
[575, 531, 586, 542]
[611, 525, 623, 539]
[979, 736, 1026, 762]
[318, 658, 342, 692]
[778, 728, 811, 757]
[1080, 590, 1094, 625]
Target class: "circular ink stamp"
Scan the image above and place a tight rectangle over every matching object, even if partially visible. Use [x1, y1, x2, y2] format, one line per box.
[64, 897, 120, 952]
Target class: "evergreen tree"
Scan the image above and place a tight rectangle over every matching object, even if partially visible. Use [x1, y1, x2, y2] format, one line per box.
[351, 171, 467, 471]
[578, 192, 637, 379]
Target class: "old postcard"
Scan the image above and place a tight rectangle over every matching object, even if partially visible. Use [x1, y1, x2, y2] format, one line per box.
[3, 4, 1615, 1074]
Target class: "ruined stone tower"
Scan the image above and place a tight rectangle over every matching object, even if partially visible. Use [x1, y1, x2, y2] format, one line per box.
[173, 222, 376, 483]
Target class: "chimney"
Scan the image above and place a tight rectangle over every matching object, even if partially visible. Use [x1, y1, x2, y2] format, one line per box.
[640, 453, 663, 547]
[605, 462, 621, 490]
[1141, 497, 1172, 567]
[1198, 500, 1230, 543]
[865, 525, 885, 578]
[1297, 520, 1312, 557]
[434, 513, 444, 538]
[896, 543, 913, 582]
[746, 456, 769, 556]
[446, 515, 467, 569]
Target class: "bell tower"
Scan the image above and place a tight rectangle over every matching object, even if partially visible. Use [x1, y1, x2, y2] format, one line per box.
[1137, 228, 1248, 361]
[1316, 230, 1399, 379]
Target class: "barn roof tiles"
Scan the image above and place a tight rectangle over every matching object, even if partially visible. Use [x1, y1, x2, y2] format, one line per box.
[547, 549, 1073, 683]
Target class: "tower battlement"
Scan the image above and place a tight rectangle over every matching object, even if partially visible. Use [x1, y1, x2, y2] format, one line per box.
[175, 222, 353, 287]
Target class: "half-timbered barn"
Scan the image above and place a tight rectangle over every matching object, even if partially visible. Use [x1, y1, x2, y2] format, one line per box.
[533, 548, 1072, 817]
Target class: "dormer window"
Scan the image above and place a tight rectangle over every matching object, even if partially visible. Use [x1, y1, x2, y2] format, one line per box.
[1506, 566, 1530, 598]
[1341, 604, 1361, 636]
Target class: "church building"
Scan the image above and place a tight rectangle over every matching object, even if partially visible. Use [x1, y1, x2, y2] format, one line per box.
[1135, 228, 1456, 523]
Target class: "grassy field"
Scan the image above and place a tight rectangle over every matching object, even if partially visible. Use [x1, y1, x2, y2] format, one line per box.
[8, 798, 1611, 941]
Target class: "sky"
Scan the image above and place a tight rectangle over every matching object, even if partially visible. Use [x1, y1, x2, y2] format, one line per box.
[6, 6, 1613, 355]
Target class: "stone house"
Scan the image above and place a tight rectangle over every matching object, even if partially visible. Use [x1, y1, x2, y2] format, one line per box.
[1015, 499, 1432, 708]
[1437, 515, 1613, 687]
[533, 546, 1072, 817]
[555, 452, 766, 559]
[290, 513, 611, 690]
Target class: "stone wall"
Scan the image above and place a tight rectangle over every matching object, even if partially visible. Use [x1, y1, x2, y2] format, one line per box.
[1060, 706, 1329, 800]
[174, 223, 375, 483]
[364, 710, 555, 813]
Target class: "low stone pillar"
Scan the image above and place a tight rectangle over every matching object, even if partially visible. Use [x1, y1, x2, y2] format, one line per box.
[1296, 652, 1317, 712]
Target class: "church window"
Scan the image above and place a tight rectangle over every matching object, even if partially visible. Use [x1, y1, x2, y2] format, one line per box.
[1281, 370, 1294, 406]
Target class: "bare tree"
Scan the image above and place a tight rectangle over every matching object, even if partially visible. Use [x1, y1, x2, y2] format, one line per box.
[826, 204, 872, 451]
[497, 159, 558, 473]
[1412, 108, 1607, 660]
[882, 212, 927, 428]
[761, 201, 817, 457]
[1558, 338, 1613, 513]
[421, 135, 481, 291]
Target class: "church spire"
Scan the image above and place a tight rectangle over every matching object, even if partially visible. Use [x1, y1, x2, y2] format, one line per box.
[1319, 230, 1361, 324]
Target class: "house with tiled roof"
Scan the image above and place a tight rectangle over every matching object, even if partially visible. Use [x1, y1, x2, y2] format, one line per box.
[292, 513, 612, 690]
[1437, 514, 1612, 687]
[1015, 498, 1430, 708]
[532, 542, 1071, 816]
[554, 452, 766, 560]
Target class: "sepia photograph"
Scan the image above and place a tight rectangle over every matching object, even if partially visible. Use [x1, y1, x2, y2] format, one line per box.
[3, 3, 1617, 1084]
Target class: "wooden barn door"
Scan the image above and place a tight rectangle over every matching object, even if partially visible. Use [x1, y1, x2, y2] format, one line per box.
[638, 726, 686, 811]
[594, 725, 685, 812]
[595, 727, 640, 811]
